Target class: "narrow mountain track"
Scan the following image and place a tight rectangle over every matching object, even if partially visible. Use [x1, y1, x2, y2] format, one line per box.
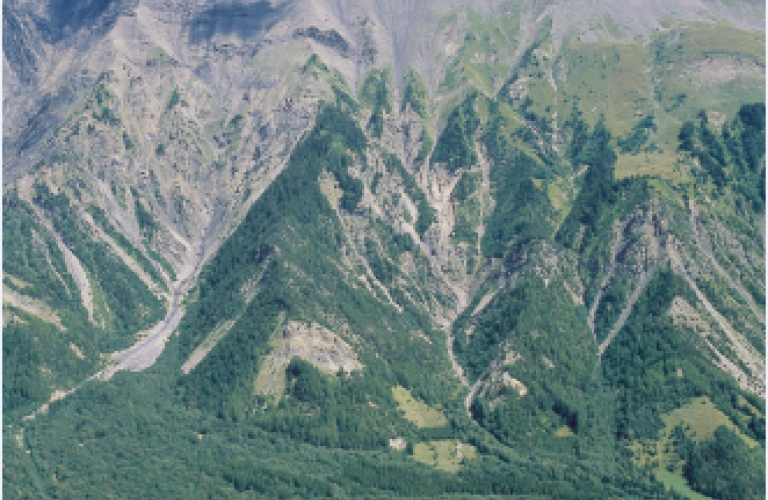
[462, 344, 515, 414]
[464, 362, 493, 414]
[445, 323, 470, 388]
[465, 374, 486, 414]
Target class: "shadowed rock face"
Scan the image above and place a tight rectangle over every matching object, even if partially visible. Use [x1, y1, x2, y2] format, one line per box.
[6, 82, 85, 171]
[187, 1, 284, 45]
[293, 26, 352, 57]
[39, 0, 129, 44]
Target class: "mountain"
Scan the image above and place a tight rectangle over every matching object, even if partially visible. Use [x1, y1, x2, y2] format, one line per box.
[3, 1, 765, 499]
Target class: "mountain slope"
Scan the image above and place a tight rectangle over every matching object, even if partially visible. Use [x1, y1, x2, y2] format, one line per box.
[3, 1, 765, 499]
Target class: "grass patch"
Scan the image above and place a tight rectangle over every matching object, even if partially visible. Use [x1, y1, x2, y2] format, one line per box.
[630, 396, 759, 467]
[661, 396, 759, 448]
[628, 396, 758, 500]
[614, 152, 682, 181]
[648, 22, 766, 135]
[546, 176, 571, 214]
[555, 426, 575, 437]
[152, 46, 170, 62]
[458, 9, 522, 95]
[654, 471, 713, 500]
[654, 22, 765, 67]
[558, 41, 651, 137]
[392, 386, 448, 428]
[412, 440, 477, 473]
